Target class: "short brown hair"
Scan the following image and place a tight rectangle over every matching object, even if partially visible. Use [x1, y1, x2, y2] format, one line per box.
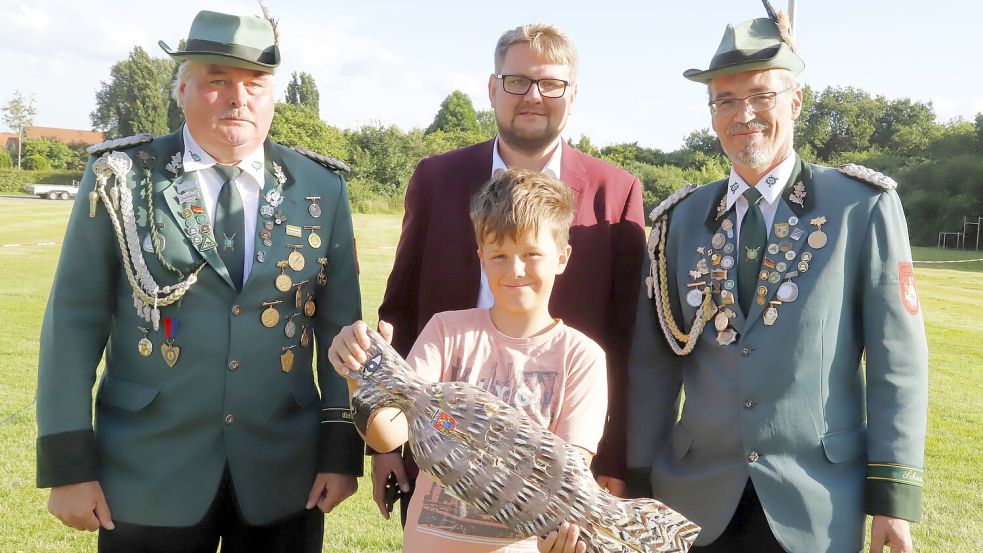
[494, 23, 579, 80]
[470, 168, 574, 248]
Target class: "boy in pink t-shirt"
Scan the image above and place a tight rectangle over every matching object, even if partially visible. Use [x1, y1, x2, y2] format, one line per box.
[329, 168, 603, 553]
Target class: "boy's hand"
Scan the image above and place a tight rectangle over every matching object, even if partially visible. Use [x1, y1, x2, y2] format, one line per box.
[306, 473, 357, 513]
[48, 481, 115, 532]
[538, 522, 586, 553]
[327, 320, 393, 376]
[372, 451, 410, 519]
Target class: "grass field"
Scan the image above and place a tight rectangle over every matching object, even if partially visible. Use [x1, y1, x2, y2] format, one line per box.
[1, 197, 981, 551]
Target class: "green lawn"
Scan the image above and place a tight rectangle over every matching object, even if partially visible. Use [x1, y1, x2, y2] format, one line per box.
[1, 198, 980, 551]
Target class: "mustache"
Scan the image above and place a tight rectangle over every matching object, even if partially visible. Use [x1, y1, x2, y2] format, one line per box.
[220, 108, 254, 122]
[728, 121, 769, 134]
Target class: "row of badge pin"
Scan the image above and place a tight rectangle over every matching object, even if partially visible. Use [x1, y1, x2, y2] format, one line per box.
[686, 213, 830, 345]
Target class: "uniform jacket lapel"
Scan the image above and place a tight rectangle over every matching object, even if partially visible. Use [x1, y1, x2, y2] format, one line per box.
[155, 129, 235, 290]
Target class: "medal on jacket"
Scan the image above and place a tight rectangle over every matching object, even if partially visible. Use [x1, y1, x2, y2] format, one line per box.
[305, 226, 322, 249]
[316, 257, 328, 286]
[304, 293, 316, 317]
[261, 300, 282, 328]
[763, 301, 782, 326]
[808, 216, 828, 249]
[284, 314, 299, 338]
[306, 196, 322, 218]
[160, 317, 180, 367]
[281, 345, 296, 373]
[287, 244, 305, 271]
[293, 280, 308, 309]
[300, 325, 310, 348]
[137, 326, 153, 357]
[275, 261, 293, 292]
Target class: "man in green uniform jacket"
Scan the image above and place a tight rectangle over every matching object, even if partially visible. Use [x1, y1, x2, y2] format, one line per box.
[36, 10, 363, 552]
[626, 4, 928, 553]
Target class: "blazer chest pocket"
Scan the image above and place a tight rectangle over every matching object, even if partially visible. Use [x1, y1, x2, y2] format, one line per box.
[97, 375, 159, 412]
[821, 425, 866, 464]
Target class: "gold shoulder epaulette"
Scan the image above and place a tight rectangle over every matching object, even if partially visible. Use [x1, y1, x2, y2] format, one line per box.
[293, 146, 351, 173]
[86, 133, 154, 156]
[839, 163, 897, 191]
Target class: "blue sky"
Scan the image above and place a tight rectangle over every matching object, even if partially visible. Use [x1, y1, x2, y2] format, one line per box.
[1, 0, 979, 151]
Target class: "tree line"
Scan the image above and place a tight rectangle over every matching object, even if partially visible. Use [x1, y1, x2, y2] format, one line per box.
[5, 46, 982, 245]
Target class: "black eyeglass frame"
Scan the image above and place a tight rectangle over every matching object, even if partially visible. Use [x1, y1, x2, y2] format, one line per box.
[494, 74, 571, 98]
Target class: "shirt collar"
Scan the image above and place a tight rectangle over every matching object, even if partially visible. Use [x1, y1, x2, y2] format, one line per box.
[182, 125, 266, 188]
[725, 152, 796, 210]
[491, 135, 563, 179]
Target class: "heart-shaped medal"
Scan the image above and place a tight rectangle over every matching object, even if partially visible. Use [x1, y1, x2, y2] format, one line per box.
[161, 342, 181, 367]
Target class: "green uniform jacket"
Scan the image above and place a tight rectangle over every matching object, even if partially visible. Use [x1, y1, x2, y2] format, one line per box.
[627, 157, 928, 552]
[36, 129, 364, 526]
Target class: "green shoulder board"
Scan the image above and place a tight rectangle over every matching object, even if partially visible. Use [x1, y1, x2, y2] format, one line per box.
[293, 146, 351, 173]
[86, 133, 154, 156]
[839, 163, 897, 191]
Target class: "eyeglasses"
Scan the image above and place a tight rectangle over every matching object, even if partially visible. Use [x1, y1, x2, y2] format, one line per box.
[708, 87, 795, 117]
[495, 74, 570, 98]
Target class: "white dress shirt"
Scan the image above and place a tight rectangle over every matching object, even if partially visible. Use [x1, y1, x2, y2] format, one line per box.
[477, 136, 564, 308]
[182, 126, 266, 284]
[727, 153, 797, 249]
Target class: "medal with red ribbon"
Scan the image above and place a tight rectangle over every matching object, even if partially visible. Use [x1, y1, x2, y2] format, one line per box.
[160, 317, 180, 367]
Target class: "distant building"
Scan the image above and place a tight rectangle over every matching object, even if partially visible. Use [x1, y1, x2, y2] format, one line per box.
[3, 126, 105, 156]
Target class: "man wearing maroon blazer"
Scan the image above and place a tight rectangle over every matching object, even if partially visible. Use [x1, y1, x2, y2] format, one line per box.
[358, 22, 647, 523]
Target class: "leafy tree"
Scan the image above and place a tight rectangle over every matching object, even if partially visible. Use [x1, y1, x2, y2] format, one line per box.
[682, 128, 723, 157]
[873, 98, 940, 157]
[975, 113, 983, 153]
[476, 109, 497, 138]
[23, 137, 73, 170]
[91, 46, 174, 138]
[285, 72, 320, 116]
[0, 150, 12, 168]
[2, 91, 37, 169]
[571, 135, 599, 157]
[426, 91, 479, 135]
[345, 123, 414, 197]
[23, 154, 51, 171]
[797, 86, 885, 161]
[269, 103, 348, 159]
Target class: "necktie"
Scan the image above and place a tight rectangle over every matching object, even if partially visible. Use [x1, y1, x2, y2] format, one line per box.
[213, 164, 244, 290]
[738, 187, 767, 313]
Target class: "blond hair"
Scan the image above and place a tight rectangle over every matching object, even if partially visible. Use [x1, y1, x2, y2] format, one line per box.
[471, 168, 574, 248]
[494, 23, 579, 80]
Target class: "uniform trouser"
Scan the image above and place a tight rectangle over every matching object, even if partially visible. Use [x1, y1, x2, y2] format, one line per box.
[690, 479, 786, 553]
[98, 466, 324, 553]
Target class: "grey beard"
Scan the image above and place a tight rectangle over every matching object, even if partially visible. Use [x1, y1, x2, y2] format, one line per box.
[731, 145, 773, 169]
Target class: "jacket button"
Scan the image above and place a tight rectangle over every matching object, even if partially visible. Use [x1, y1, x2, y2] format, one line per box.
[225, 414, 235, 425]
[231, 305, 242, 316]
[747, 451, 759, 463]
[744, 400, 754, 409]
[228, 360, 240, 371]
[740, 347, 751, 357]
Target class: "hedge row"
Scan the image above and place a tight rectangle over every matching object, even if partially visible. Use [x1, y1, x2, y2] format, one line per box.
[0, 169, 84, 194]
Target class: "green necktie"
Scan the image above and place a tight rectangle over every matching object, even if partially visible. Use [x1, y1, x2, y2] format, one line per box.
[213, 164, 245, 290]
[738, 187, 767, 313]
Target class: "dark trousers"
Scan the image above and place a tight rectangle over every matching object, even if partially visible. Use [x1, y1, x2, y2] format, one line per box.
[691, 480, 786, 553]
[98, 467, 324, 553]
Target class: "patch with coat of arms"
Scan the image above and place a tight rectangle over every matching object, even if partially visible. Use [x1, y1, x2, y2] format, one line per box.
[898, 261, 919, 315]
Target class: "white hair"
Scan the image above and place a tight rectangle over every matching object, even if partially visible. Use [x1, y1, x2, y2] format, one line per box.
[171, 61, 195, 108]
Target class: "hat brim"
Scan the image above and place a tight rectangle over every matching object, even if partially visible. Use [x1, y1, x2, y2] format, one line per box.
[684, 46, 804, 84]
[159, 40, 279, 74]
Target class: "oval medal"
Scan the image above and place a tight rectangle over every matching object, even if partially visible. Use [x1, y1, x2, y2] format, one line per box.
[763, 306, 779, 326]
[686, 288, 703, 307]
[714, 311, 730, 332]
[720, 255, 735, 269]
[769, 271, 782, 284]
[288, 251, 305, 272]
[724, 279, 736, 290]
[275, 273, 293, 292]
[721, 219, 734, 232]
[309, 202, 322, 218]
[138, 337, 153, 357]
[261, 306, 280, 328]
[808, 230, 828, 249]
[284, 318, 296, 338]
[777, 281, 799, 302]
[788, 216, 799, 226]
[304, 299, 316, 317]
[308, 232, 321, 249]
[300, 327, 310, 348]
[785, 250, 796, 261]
[281, 348, 294, 373]
[723, 243, 735, 254]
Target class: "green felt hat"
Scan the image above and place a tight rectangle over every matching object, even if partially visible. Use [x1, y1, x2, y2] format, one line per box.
[684, 17, 803, 84]
[159, 10, 280, 73]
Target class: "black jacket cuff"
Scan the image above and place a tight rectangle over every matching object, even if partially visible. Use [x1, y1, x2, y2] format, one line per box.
[37, 429, 99, 488]
[317, 410, 364, 476]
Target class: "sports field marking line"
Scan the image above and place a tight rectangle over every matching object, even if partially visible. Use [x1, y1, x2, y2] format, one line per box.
[1, 241, 61, 248]
[913, 258, 983, 264]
